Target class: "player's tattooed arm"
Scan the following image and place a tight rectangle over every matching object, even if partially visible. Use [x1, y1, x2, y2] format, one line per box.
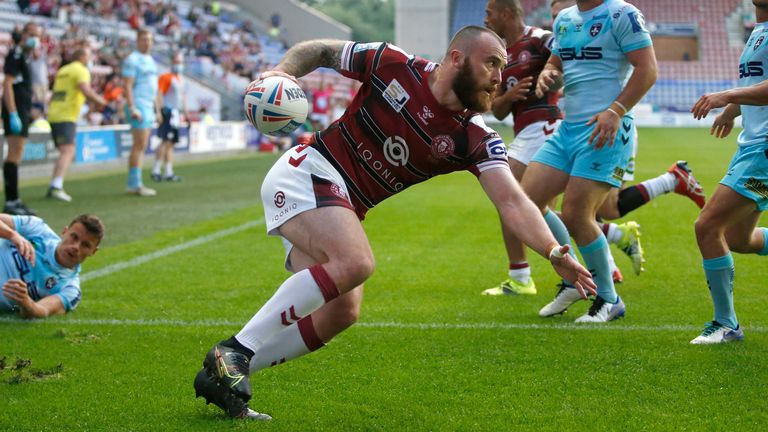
[275, 39, 347, 78]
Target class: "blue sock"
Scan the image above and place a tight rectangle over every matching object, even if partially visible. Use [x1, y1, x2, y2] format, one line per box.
[758, 228, 768, 256]
[579, 235, 617, 303]
[543, 209, 575, 259]
[702, 254, 737, 329]
[128, 167, 142, 189]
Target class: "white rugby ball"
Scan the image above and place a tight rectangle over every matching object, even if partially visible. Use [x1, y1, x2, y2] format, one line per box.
[244, 76, 309, 136]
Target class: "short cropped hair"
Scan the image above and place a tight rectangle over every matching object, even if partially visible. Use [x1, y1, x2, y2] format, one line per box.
[137, 27, 152, 38]
[447, 25, 505, 54]
[70, 214, 105, 241]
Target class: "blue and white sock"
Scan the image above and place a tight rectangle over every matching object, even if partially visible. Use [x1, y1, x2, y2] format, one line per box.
[702, 254, 737, 329]
[579, 234, 617, 303]
[128, 167, 143, 189]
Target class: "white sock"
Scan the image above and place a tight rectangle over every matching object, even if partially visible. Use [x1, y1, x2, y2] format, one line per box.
[152, 160, 162, 175]
[249, 317, 324, 373]
[164, 162, 174, 177]
[235, 266, 338, 353]
[639, 172, 676, 199]
[605, 223, 622, 245]
[50, 176, 64, 189]
[508, 262, 531, 284]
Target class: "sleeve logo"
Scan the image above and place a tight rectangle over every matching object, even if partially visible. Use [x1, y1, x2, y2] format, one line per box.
[382, 79, 410, 113]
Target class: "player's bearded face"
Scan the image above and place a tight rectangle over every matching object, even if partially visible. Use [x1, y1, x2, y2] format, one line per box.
[452, 59, 495, 112]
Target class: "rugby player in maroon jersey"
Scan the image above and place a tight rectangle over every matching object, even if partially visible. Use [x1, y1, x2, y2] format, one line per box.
[193, 26, 596, 420]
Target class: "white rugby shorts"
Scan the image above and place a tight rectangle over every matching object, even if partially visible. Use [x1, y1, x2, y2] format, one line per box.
[508, 119, 561, 165]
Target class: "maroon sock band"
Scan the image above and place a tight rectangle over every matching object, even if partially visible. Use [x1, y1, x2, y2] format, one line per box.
[508, 262, 529, 270]
[297, 315, 325, 351]
[309, 264, 340, 302]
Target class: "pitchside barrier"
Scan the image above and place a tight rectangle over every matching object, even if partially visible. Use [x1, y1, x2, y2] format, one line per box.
[5, 121, 267, 166]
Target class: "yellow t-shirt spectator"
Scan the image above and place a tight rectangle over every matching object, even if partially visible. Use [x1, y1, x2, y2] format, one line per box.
[48, 61, 90, 123]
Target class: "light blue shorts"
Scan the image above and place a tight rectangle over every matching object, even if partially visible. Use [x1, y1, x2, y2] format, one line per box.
[721, 143, 768, 211]
[531, 116, 635, 187]
[125, 105, 156, 130]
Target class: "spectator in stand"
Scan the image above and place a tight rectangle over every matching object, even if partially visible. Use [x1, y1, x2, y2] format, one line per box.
[46, 46, 108, 202]
[28, 43, 48, 106]
[198, 106, 214, 124]
[1, 22, 42, 216]
[122, 28, 161, 197]
[152, 52, 187, 183]
[309, 81, 333, 130]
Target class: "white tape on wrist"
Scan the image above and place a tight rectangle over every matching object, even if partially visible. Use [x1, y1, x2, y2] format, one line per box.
[549, 246, 565, 260]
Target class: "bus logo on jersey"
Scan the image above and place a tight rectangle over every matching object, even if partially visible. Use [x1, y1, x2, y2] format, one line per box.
[560, 47, 603, 60]
[383, 79, 410, 112]
[589, 23, 602, 37]
[755, 35, 764, 51]
[383, 136, 410, 166]
[739, 61, 764, 78]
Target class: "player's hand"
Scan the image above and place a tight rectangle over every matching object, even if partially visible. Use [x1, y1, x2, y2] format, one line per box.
[8, 112, 22, 135]
[505, 76, 534, 102]
[130, 107, 142, 121]
[10, 233, 35, 267]
[2, 279, 32, 308]
[691, 91, 731, 120]
[535, 69, 562, 98]
[548, 245, 597, 300]
[711, 111, 735, 139]
[257, 70, 299, 85]
[586, 109, 621, 149]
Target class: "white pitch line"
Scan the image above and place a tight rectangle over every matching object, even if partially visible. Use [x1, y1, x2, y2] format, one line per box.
[0, 316, 765, 333]
[80, 218, 265, 283]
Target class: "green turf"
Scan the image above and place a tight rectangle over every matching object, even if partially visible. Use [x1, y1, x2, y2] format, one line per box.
[1, 129, 767, 431]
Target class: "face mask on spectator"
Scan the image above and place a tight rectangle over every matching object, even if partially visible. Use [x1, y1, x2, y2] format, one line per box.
[25, 36, 39, 49]
[172, 64, 184, 74]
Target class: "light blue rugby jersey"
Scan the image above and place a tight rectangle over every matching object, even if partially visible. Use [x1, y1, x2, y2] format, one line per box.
[122, 51, 159, 110]
[0, 216, 81, 313]
[551, 0, 653, 122]
[737, 22, 768, 147]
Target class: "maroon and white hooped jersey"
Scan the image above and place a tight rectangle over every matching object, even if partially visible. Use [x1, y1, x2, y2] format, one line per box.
[502, 26, 562, 135]
[309, 42, 509, 219]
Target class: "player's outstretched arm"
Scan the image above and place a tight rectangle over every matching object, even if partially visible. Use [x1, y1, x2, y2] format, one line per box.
[692, 80, 768, 120]
[478, 168, 596, 298]
[269, 39, 349, 81]
[534, 56, 563, 99]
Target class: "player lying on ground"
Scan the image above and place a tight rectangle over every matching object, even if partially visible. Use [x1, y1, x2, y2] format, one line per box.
[193, 26, 596, 420]
[0, 214, 104, 318]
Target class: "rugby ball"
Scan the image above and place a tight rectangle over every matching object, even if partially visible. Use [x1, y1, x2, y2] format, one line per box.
[244, 76, 309, 136]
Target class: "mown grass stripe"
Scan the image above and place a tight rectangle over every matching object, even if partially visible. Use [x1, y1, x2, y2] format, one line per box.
[80, 218, 265, 282]
[1, 316, 765, 333]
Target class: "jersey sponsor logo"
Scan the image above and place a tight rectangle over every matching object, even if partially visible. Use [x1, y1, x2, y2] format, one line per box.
[518, 50, 531, 63]
[755, 35, 765, 51]
[557, 24, 568, 36]
[628, 11, 647, 33]
[739, 61, 764, 78]
[418, 105, 435, 124]
[506, 76, 519, 89]
[274, 191, 286, 208]
[589, 23, 603, 37]
[612, 167, 625, 180]
[353, 42, 381, 53]
[430, 135, 455, 159]
[383, 135, 410, 166]
[382, 79, 410, 112]
[574, 23, 583, 32]
[45, 277, 56, 290]
[560, 47, 603, 60]
[330, 183, 348, 200]
[354, 141, 406, 191]
[485, 137, 507, 158]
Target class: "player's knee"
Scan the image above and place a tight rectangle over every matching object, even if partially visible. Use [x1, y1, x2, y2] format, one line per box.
[694, 213, 721, 245]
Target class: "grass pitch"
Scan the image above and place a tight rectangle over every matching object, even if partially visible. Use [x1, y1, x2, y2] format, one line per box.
[1, 128, 767, 431]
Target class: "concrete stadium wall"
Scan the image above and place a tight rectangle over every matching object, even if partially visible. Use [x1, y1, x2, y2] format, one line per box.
[395, 0, 450, 61]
